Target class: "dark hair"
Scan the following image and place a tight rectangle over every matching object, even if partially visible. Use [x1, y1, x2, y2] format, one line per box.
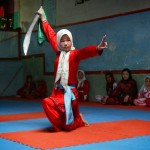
[105, 72, 116, 96]
[105, 71, 113, 78]
[122, 68, 132, 80]
[26, 75, 32, 82]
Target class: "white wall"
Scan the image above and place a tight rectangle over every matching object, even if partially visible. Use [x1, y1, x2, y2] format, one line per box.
[56, 0, 150, 26]
[20, 0, 41, 32]
[20, 0, 150, 31]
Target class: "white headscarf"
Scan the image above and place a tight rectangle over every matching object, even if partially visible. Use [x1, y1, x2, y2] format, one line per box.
[139, 76, 150, 93]
[77, 70, 86, 88]
[55, 29, 75, 90]
[56, 29, 75, 51]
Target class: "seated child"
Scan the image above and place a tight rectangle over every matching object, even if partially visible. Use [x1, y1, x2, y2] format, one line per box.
[77, 70, 90, 101]
[16, 75, 36, 99]
[34, 80, 47, 99]
[96, 72, 117, 103]
[104, 68, 138, 105]
[134, 76, 150, 106]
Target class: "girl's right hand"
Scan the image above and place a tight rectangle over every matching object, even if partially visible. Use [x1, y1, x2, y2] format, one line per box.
[38, 6, 43, 15]
[38, 6, 45, 21]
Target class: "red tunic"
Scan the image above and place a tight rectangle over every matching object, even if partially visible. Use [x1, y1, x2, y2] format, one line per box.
[77, 80, 90, 101]
[106, 79, 138, 105]
[17, 81, 36, 99]
[41, 21, 103, 131]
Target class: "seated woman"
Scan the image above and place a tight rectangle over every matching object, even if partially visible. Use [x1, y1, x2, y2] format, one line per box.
[34, 80, 47, 99]
[96, 72, 117, 103]
[105, 68, 138, 105]
[16, 75, 36, 99]
[134, 76, 150, 106]
[77, 70, 90, 101]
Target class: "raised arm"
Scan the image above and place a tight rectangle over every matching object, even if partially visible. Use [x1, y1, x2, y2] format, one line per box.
[38, 7, 58, 54]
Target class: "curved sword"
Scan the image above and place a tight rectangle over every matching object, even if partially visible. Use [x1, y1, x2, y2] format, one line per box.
[23, 13, 41, 56]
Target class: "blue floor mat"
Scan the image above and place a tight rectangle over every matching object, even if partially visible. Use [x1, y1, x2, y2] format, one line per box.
[0, 118, 51, 133]
[0, 100, 43, 115]
[0, 138, 35, 150]
[80, 106, 150, 123]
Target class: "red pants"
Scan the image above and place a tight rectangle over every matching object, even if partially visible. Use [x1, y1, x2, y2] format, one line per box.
[42, 88, 84, 132]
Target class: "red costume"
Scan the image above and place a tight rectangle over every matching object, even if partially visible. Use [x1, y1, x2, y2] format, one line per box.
[41, 21, 103, 131]
[34, 80, 47, 99]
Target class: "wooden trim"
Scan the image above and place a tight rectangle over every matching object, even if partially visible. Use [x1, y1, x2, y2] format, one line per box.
[20, 53, 45, 59]
[85, 70, 150, 75]
[0, 34, 18, 42]
[0, 54, 149, 75]
[0, 57, 20, 60]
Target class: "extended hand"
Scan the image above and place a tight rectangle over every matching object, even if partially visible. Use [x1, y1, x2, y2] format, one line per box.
[97, 35, 108, 51]
[37, 6, 45, 21]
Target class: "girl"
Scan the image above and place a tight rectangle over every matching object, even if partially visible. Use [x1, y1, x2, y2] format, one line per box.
[134, 76, 150, 106]
[38, 7, 107, 132]
[105, 68, 138, 105]
[16, 75, 36, 99]
[96, 72, 117, 104]
[77, 70, 90, 101]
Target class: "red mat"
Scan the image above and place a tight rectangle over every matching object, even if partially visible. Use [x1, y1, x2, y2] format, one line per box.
[0, 112, 46, 122]
[1, 120, 150, 149]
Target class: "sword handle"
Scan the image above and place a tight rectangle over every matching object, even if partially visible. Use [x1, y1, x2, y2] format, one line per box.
[35, 12, 42, 18]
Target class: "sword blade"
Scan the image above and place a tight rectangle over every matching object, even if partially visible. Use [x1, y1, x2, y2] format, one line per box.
[23, 14, 40, 56]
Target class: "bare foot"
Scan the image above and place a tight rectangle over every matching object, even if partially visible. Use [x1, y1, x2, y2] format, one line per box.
[80, 113, 89, 126]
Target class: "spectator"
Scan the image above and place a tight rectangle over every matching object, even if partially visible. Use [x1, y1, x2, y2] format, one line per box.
[77, 70, 90, 101]
[105, 68, 138, 105]
[34, 80, 47, 99]
[16, 75, 36, 99]
[134, 76, 150, 106]
[96, 72, 117, 104]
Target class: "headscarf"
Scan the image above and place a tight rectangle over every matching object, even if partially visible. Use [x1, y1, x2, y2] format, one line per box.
[139, 76, 150, 93]
[77, 70, 86, 88]
[121, 68, 133, 83]
[56, 29, 75, 51]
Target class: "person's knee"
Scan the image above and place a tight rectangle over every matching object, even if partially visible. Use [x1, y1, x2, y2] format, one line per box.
[42, 97, 54, 107]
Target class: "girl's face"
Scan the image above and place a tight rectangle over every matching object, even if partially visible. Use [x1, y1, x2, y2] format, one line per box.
[145, 78, 150, 87]
[78, 71, 84, 80]
[60, 34, 72, 52]
[122, 71, 129, 80]
[106, 75, 112, 83]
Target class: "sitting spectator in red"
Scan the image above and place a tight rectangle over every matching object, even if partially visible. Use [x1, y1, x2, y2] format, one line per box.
[134, 76, 150, 107]
[77, 70, 90, 101]
[34, 80, 47, 99]
[16, 75, 36, 99]
[104, 68, 138, 105]
[96, 72, 117, 103]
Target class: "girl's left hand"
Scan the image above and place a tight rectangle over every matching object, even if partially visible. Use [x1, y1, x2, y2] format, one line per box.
[97, 35, 108, 51]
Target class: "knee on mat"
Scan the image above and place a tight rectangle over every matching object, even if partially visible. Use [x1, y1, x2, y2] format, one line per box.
[42, 98, 52, 107]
